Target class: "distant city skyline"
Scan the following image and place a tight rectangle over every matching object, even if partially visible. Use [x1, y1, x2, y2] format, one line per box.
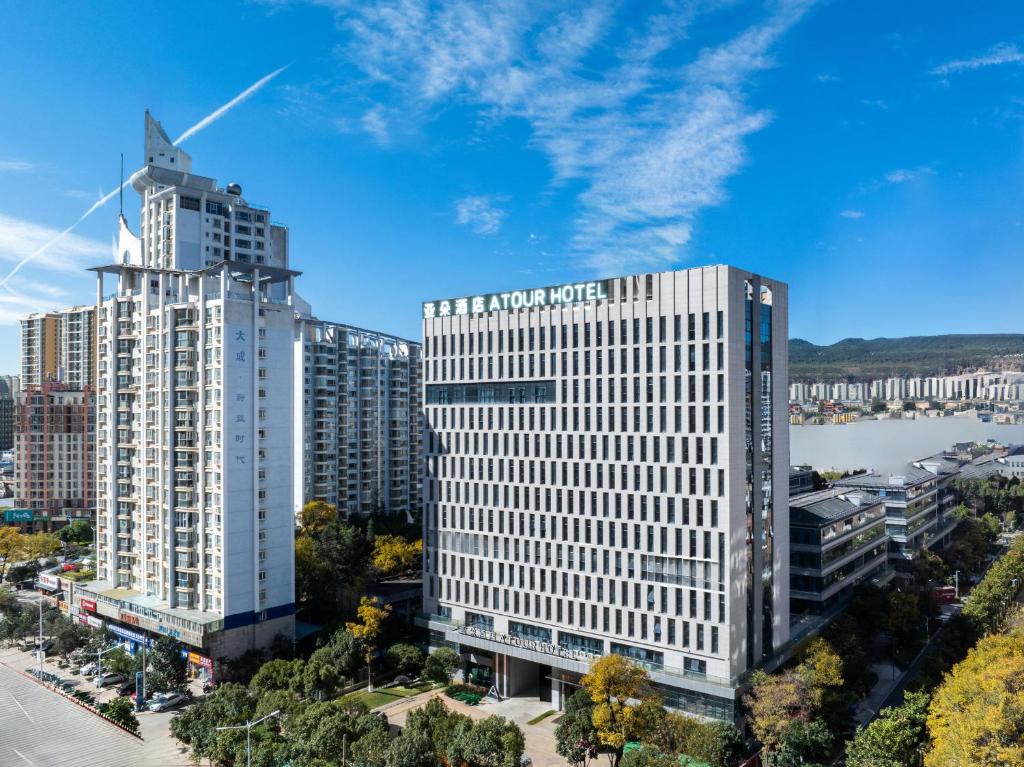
[1, 1, 1023, 369]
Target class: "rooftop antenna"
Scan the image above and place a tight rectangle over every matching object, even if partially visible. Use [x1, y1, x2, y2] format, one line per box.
[119, 153, 124, 218]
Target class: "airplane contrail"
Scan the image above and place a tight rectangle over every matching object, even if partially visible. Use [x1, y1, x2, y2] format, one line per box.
[174, 66, 287, 145]
[0, 65, 288, 290]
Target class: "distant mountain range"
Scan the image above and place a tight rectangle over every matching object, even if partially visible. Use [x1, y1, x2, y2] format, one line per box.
[789, 334, 1024, 381]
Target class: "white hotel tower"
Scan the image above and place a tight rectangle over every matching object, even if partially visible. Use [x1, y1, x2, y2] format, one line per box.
[82, 113, 296, 658]
[421, 266, 790, 720]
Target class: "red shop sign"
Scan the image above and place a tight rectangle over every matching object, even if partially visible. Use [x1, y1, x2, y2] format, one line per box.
[80, 598, 97, 612]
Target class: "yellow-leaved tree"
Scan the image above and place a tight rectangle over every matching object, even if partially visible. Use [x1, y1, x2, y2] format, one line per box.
[581, 654, 662, 767]
[346, 595, 392, 692]
[372, 535, 423, 577]
[299, 499, 337, 535]
[0, 529, 59, 583]
[925, 629, 1024, 767]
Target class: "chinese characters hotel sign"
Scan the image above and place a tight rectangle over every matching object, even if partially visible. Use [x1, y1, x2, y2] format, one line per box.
[423, 280, 610, 319]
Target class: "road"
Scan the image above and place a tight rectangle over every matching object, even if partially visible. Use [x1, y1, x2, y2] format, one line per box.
[0, 660, 144, 767]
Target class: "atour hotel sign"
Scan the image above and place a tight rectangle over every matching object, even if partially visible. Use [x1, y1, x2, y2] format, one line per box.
[423, 280, 610, 319]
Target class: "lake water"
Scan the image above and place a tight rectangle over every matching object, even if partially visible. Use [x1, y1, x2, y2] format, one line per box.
[789, 413, 1024, 474]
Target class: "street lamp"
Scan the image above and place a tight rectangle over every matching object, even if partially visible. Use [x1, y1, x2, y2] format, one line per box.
[215, 710, 280, 767]
[96, 643, 120, 678]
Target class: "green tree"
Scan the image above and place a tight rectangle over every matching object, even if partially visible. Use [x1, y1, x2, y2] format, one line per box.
[644, 710, 743, 767]
[283, 700, 388, 766]
[963, 534, 1024, 635]
[101, 695, 139, 733]
[556, 689, 600, 767]
[619, 749, 678, 767]
[771, 720, 832, 767]
[148, 635, 187, 693]
[846, 690, 930, 767]
[58, 520, 93, 546]
[385, 729, 436, 767]
[102, 646, 142, 678]
[424, 646, 460, 684]
[249, 657, 304, 697]
[170, 683, 257, 764]
[386, 642, 424, 677]
[51, 616, 90, 659]
[405, 698, 474, 763]
[447, 714, 526, 767]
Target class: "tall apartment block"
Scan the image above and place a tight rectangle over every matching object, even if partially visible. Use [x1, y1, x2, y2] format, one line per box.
[58, 306, 98, 389]
[297, 319, 422, 518]
[20, 306, 97, 388]
[12, 383, 96, 532]
[20, 312, 59, 386]
[77, 112, 296, 660]
[420, 267, 790, 721]
[0, 376, 15, 451]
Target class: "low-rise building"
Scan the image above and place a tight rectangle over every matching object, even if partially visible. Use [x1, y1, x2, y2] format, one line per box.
[835, 466, 950, 570]
[789, 465, 815, 496]
[789, 488, 892, 614]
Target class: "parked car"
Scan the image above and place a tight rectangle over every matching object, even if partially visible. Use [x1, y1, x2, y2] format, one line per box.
[148, 691, 189, 712]
[116, 680, 136, 697]
[35, 639, 54, 653]
[93, 672, 126, 688]
[79, 661, 98, 676]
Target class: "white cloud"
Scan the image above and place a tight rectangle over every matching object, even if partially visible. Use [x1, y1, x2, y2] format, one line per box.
[885, 166, 932, 184]
[0, 160, 34, 172]
[0, 281, 75, 325]
[329, 0, 816, 272]
[361, 105, 390, 145]
[0, 213, 108, 273]
[454, 195, 506, 235]
[816, 73, 839, 83]
[931, 42, 1024, 76]
[839, 209, 863, 219]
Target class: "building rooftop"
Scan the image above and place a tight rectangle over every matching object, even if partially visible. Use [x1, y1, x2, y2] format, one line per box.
[790, 487, 885, 525]
[959, 458, 1003, 480]
[912, 453, 965, 476]
[834, 464, 936, 490]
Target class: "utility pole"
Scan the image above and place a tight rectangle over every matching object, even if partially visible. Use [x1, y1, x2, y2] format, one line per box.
[954, 570, 960, 599]
[37, 599, 44, 677]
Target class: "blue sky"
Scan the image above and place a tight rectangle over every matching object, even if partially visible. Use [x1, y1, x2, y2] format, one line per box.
[1, 1, 1022, 371]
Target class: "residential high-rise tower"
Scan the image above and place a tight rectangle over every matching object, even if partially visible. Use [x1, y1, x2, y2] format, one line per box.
[80, 112, 297, 660]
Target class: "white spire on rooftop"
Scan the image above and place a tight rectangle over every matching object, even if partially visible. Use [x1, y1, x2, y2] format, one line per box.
[144, 110, 192, 173]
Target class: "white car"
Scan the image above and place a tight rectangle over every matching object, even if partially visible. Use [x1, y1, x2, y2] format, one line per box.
[93, 672, 126, 688]
[79, 662, 98, 676]
[148, 691, 189, 712]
